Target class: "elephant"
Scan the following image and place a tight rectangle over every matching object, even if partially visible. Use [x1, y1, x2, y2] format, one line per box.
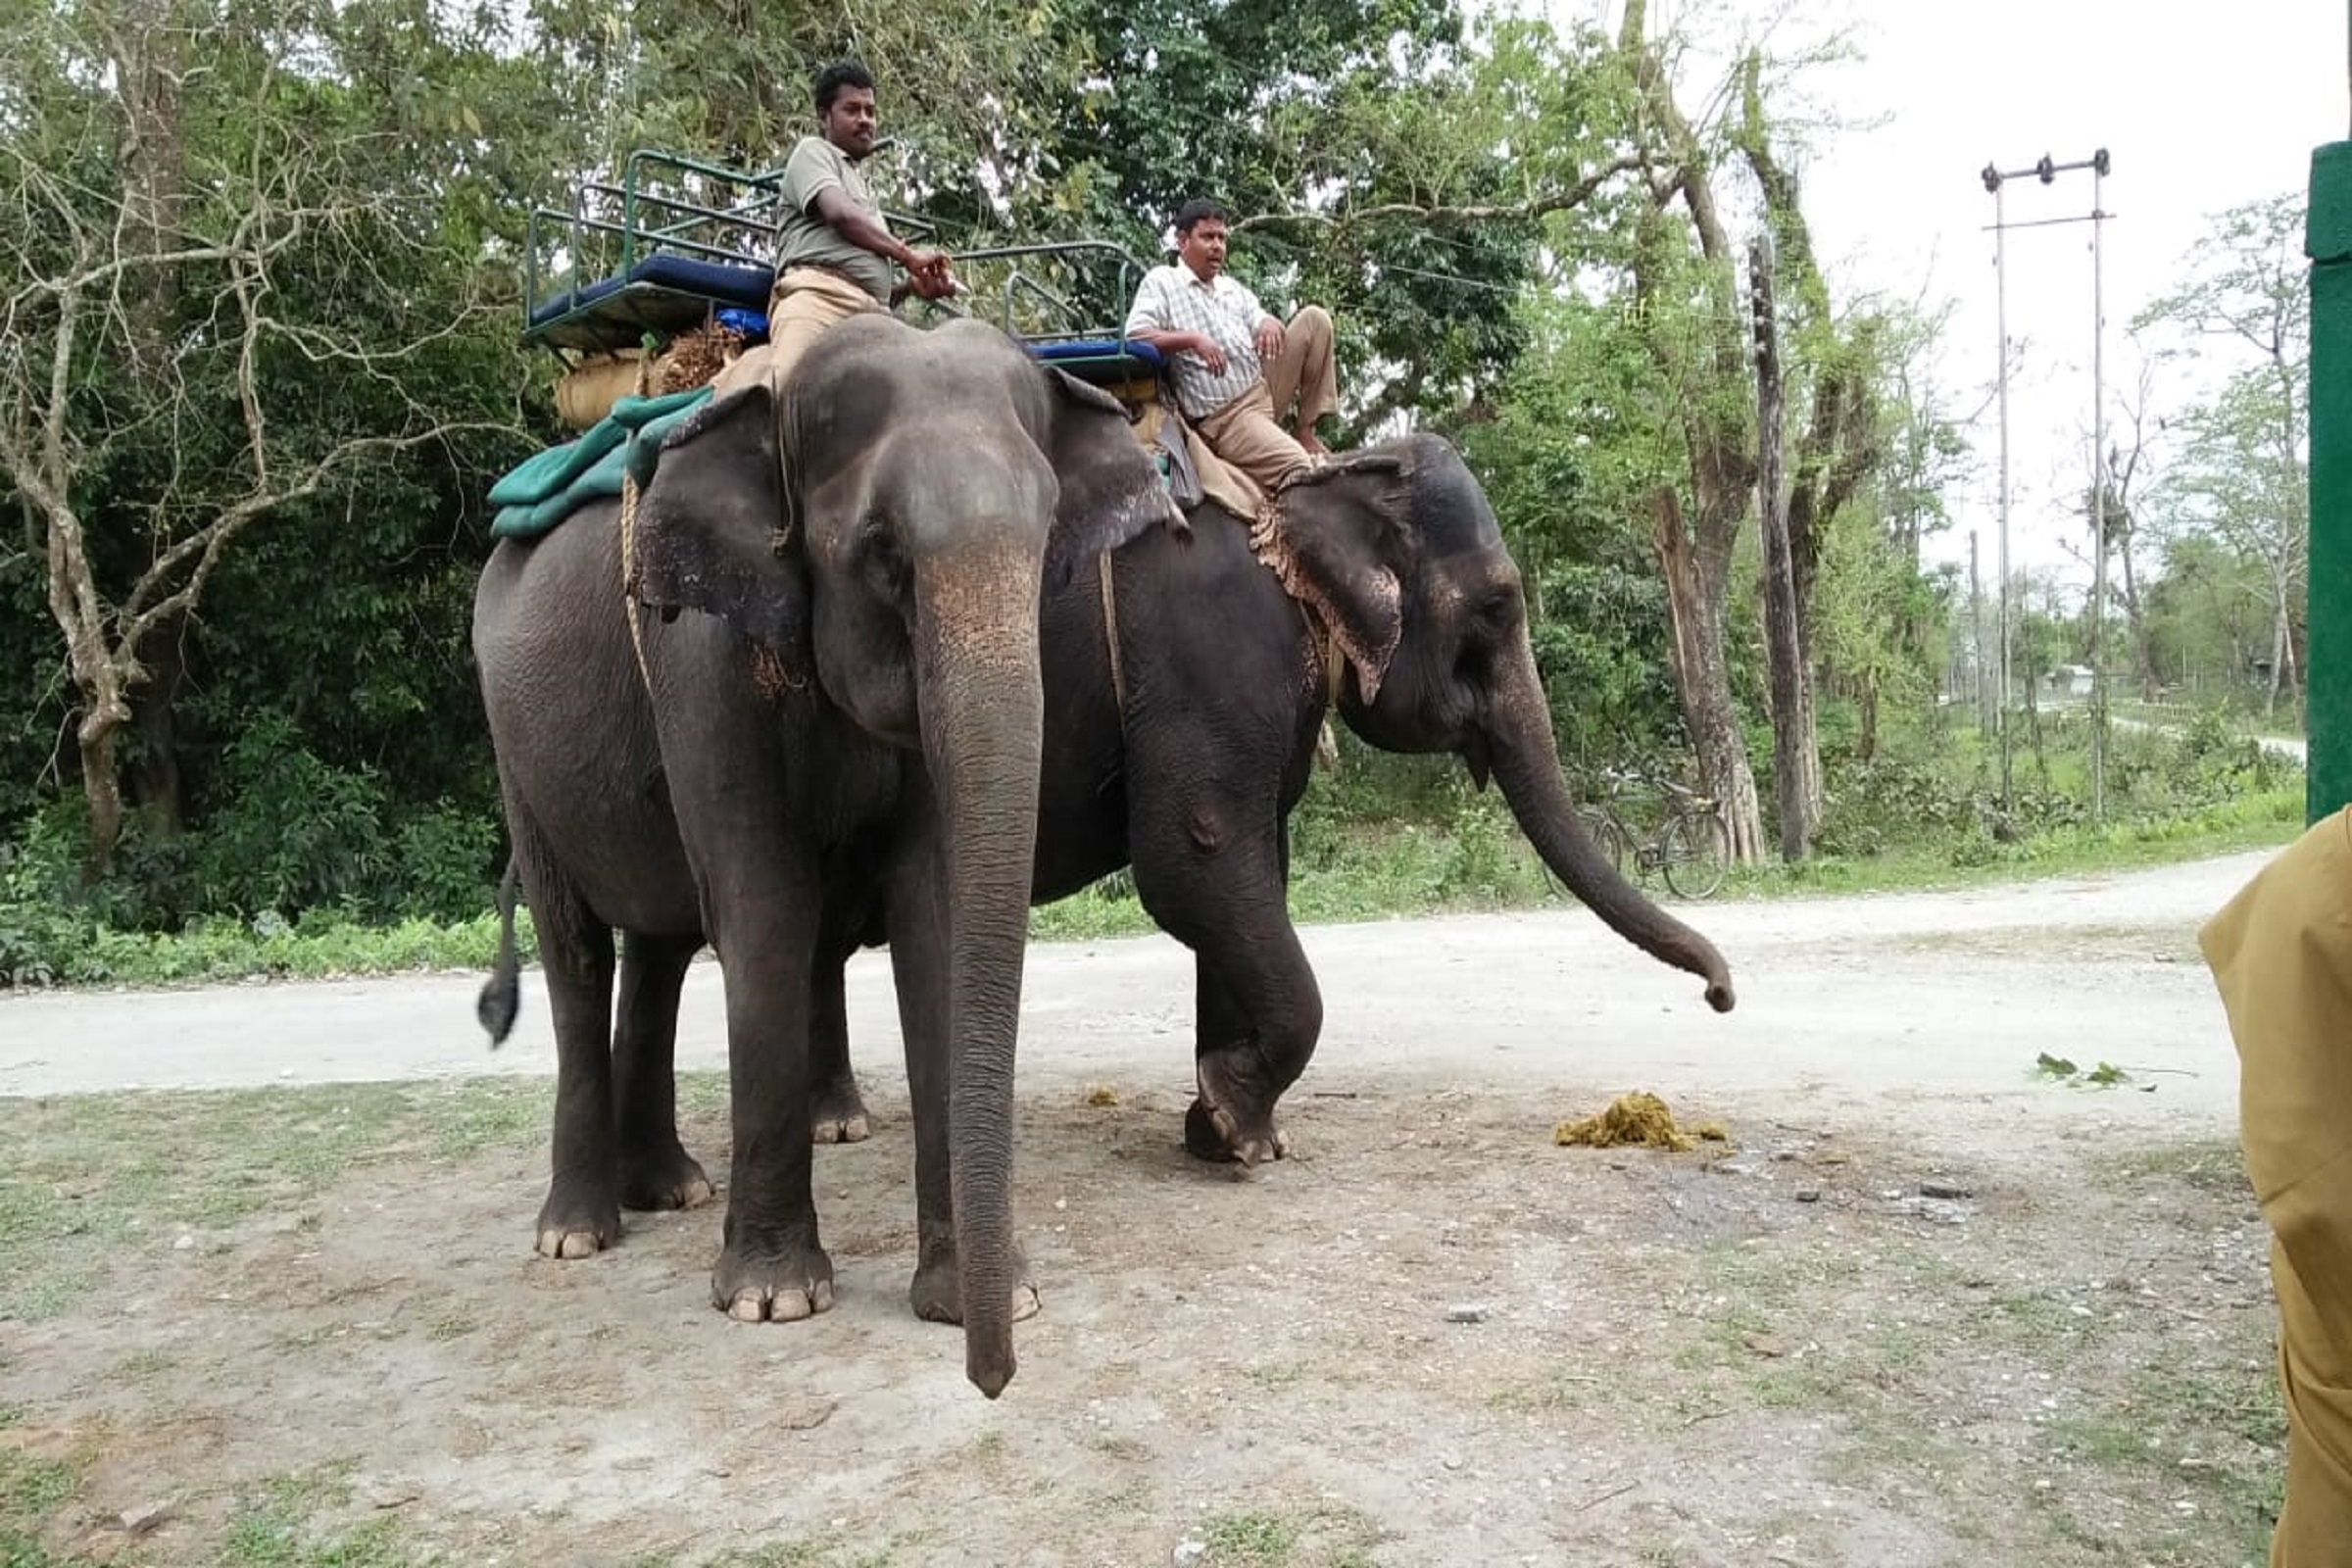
[481, 418, 1732, 1185]
[799, 430, 1738, 1161]
[470, 313, 1175, 1397]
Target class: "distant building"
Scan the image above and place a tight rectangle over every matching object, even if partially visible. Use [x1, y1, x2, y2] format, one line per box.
[2045, 663, 2095, 699]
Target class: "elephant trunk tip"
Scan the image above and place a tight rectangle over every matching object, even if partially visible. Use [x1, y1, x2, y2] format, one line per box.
[1704, 976, 1736, 1013]
[967, 1338, 1015, 1399]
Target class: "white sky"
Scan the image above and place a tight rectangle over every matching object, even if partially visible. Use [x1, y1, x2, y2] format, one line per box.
[1544, 0, 2344, 592]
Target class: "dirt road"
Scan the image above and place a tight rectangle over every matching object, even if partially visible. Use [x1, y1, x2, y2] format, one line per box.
[0, 848, 2266, 1121]
[0, 850, 2285, 1568]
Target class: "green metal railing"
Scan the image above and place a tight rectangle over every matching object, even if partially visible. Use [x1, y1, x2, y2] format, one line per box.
[517, 148, 1152, 363]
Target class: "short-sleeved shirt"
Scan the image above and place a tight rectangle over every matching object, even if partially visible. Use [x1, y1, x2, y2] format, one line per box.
[1123, 263, 1274, 418]
[774, 134, 895, 305]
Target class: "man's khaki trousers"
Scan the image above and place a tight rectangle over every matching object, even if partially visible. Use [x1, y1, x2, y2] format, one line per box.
[2201, 804, 2352, 1566]
[710, 267, 885, 399]
[1194, 305, 1339, 500]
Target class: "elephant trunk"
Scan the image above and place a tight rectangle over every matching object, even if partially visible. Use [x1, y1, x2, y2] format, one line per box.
[914, 556, 1045, 1399]
[1487, 638, 1736, 1011]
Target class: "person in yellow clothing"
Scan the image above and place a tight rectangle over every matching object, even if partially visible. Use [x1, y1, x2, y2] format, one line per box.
[2199, 802, 2352, 1565]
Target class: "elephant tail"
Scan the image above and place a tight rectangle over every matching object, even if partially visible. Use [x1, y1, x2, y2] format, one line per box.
[476, 857, 522, 1048]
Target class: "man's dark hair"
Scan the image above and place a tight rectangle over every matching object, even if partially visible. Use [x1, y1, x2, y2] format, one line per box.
[813, 60, 875, 115]
[1174, 198, 1231, 235]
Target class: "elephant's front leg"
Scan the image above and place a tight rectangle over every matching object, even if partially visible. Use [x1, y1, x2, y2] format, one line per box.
[885, 834, 1040, 1327]
[1133, 808, 1322, 1166]
[707, 883, 834, 1323]
[1185, 927, 1321, 1167]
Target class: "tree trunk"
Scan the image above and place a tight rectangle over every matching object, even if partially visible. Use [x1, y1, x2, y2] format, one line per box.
[2118, 531, 2157, 701]
[39, 485, 133, 880]
[76, 719, 127, 886]
[1748, 238, 1816, 861]
[115, 0, 188, 377]
[1653, 490, 1766, 860]
[2268, 583, 2292, 717]
[128, 619, 188, 835]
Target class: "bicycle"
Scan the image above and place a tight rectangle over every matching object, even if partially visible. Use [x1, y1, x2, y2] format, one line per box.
[1553, 767, 1731, 902]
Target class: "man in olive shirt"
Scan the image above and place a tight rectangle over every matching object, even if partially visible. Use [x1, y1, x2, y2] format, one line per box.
[723, 60, 955, 394]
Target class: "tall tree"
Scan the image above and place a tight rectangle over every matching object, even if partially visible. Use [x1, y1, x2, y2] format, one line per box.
[0, 3, 522, 874]
[1614, 0, 1766, 858]
[2133, 192, 2309, 716]
[1748, 236, 1813, 858]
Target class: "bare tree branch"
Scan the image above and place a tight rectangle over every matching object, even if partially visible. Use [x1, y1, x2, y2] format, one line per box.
[1231, 153, 1648, 236]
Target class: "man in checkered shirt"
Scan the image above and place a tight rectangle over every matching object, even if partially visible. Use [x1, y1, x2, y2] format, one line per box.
[1122, 198, 1340, 498]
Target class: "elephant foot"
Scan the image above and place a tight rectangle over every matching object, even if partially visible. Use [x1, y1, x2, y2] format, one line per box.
[711, 1233, 835, 1323]
[1188, 1052, 1292, 1167]
[909, 1229, 1040, 1327]
[535, 1176, 620, 1260]
[810, 1073, 872, 1145]
[616, 1138, 713, 1212]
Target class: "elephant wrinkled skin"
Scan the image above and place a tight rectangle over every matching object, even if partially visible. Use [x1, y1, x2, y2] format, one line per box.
[469, 315, 1174, 1397]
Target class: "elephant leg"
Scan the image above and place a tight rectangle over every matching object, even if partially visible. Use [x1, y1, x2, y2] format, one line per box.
[1132, 803, 1322, 1167]
[808, 906, 871, 1145]
[611, 930, 711, 1211]
[519, 848, 625, 1259]
[1182, 914, 1321, 1166]
[884, 822, 1039, 1327]
[693, 850, 832, 1323]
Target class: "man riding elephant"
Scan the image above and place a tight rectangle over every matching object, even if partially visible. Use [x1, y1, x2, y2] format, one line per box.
[1122, 197, 1341, 499]
[714, 59, 957, 397]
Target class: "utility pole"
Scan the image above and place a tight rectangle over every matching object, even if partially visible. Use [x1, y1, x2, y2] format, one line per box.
[1970, 528, 1988, 730]
[1980, 149, 2114, 822]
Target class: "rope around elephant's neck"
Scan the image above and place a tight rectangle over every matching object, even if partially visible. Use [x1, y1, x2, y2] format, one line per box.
[619, 469, 653, 694]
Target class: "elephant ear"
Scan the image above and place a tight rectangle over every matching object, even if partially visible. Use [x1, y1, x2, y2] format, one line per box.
[626, 383, 810, 667]
[1036, 364, 1187, 589]
[1253, 450, 1415, 702]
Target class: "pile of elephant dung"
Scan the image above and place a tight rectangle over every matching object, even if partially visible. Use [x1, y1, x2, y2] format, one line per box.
[1553, 1091, 1729, 1152]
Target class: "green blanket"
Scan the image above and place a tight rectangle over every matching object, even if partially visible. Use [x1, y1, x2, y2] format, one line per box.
[488, 387, 714, 540]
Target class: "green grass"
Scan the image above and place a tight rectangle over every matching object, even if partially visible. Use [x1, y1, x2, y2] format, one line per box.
[221, 1470, 440, 1568]
[1195, 1504, 1384, 1568]
[0, 1406, 84, 1568]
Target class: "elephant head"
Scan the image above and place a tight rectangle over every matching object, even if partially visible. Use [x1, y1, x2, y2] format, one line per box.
[1255, 433, 1736, 1011]
[626, 315, 1177, 1395]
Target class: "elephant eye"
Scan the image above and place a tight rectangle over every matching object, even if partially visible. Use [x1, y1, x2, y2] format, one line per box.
[857, 514, 911, 597]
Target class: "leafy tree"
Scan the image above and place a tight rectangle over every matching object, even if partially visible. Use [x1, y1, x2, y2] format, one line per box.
[2133, 191, 2308, 716]
[0, 1, 531, 877]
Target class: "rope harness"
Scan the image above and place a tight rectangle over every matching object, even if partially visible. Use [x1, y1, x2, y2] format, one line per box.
[618, 354, 658, 695]
[1095, 484, 1346, 746]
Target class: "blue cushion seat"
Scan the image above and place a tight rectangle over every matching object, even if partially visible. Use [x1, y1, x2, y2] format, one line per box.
[525, 255, 776, 353]
[1029, 337, 1165, 386]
